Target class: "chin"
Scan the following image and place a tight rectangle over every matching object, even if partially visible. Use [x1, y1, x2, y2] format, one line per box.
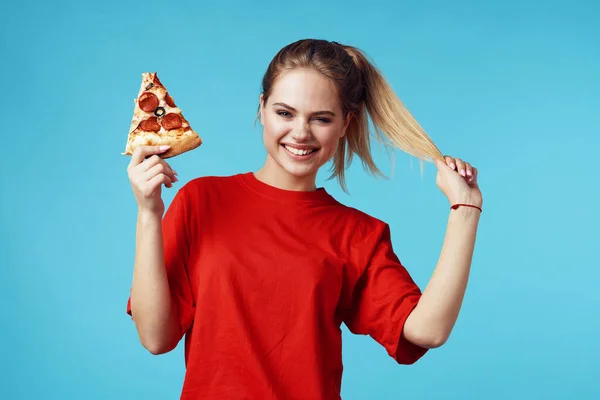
[273, 143, 325, 179]
[280, 162, 319, 179]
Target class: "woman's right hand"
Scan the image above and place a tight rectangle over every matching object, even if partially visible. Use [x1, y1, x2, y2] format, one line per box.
[127, 145, 178, 216]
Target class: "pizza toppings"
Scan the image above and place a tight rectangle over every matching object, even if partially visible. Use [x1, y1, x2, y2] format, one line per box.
[137, 114, 183, 132]
[154, 107, 166, 117]
[165, 93, 176, 108]
[124, 72, 202, 159]
[139, 92, 159, 112]
[139, 117, 161, 132]
[161, 113, 183, 130]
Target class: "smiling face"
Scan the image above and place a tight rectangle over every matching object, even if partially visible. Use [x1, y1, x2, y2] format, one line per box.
[257, 68, 350, 191]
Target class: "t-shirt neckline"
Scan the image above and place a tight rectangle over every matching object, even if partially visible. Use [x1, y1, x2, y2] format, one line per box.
[237, 172, 336, 204]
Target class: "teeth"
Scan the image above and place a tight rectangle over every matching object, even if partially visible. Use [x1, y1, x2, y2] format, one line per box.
[285, 145, 315, 156]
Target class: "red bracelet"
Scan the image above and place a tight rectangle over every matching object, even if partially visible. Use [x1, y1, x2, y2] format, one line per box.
[451, 203, 482, 213]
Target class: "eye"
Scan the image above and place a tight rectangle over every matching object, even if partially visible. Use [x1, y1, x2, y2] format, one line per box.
[314, 117, 332, 123]
[276, 110, 292, 118]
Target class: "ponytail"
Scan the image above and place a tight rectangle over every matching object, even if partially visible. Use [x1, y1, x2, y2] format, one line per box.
[329, 45, 444, 191]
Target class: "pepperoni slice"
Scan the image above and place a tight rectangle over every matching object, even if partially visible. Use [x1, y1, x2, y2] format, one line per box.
[139, 117, 161, 132]
[138, 92, 159, 113]
[161, 113, 182, 130]
[165, 93, 176, 108]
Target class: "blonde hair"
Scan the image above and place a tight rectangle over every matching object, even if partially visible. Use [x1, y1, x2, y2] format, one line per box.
[259, 39, 444, 192]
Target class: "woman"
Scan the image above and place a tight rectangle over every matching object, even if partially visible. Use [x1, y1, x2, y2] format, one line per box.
[125, 39, 482, 399]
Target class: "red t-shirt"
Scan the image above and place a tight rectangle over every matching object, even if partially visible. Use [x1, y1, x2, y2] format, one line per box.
[126, 172, 427, 399]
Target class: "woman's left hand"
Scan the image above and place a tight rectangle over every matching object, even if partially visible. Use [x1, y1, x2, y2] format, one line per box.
[434, 155, 483, 208]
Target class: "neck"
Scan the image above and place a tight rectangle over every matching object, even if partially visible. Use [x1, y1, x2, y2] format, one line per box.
[255, 156, 317, 192]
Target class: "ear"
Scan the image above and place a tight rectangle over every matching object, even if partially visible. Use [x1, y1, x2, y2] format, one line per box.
[341, 112, 354, 137]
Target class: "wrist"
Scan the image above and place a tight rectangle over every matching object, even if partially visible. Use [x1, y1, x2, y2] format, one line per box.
[449, 194, 483, 215]
[450, 195, 482, 209]
[450, 204, 482, 219]
[137, 209, 163, 224]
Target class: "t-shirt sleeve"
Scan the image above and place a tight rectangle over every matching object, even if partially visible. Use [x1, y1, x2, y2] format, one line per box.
[126, 187, 196, 337]
[344, 223, 428, 364]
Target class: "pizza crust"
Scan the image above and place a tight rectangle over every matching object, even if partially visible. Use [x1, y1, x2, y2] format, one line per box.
[122, 128, 202, 159]
[161, 134, 203, 159]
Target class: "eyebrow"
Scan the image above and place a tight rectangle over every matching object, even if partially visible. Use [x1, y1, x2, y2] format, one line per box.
[272, 102, 336, 117]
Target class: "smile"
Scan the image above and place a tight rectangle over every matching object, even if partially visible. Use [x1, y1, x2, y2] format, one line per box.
[282, 144, 319, 157]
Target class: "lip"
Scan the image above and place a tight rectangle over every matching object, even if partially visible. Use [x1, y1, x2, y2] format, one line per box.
[281, 144, 320, 160]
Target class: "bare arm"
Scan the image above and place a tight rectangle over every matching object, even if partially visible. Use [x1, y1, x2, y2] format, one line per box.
[130, 211, 181, 354]
[403, 155, 483, 349]
[127, 145, 181, 355]
[403, 206, 480, 348]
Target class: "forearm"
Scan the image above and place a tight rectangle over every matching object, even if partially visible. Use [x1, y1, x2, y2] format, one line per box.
[130, 211, 181, 354]
[404, 206, 480, 347]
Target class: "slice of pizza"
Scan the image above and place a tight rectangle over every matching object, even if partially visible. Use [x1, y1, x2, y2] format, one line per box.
[122, 72, 202, 159]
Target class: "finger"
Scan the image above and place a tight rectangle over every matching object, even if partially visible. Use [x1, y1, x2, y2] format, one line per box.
[454, 158, 466, 177]
[139, 154, 170, 173]
[129, 145, 171, 168]
[434, 157, 449, 170]
[144, 163, 177, 184]
[140, 154, 162, 172]
[464, 162, 474, 180]
[140, 157, 177, 182]
[444, 155, 456, 171]
[146, 173, 173, 195]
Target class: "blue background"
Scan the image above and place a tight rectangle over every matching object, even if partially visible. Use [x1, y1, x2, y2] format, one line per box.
[2, 0, 599, 398]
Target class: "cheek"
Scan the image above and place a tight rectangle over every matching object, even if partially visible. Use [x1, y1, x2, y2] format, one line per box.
[322, 140, 341, 160]
[262, 118, 290, 157]
[317, 127, 344, 149]
[263, 116, 288, 140]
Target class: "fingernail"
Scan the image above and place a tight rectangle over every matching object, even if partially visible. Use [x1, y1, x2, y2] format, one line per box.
[460, 169, 466, 176]
[467, 170, 472, 176]
[451, 163, 456, 170]
[159, 145, 171, 151]
[173, 170, 178, 176]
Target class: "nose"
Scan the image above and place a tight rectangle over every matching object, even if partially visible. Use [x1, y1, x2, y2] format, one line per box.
[291, 120, 311, 142]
